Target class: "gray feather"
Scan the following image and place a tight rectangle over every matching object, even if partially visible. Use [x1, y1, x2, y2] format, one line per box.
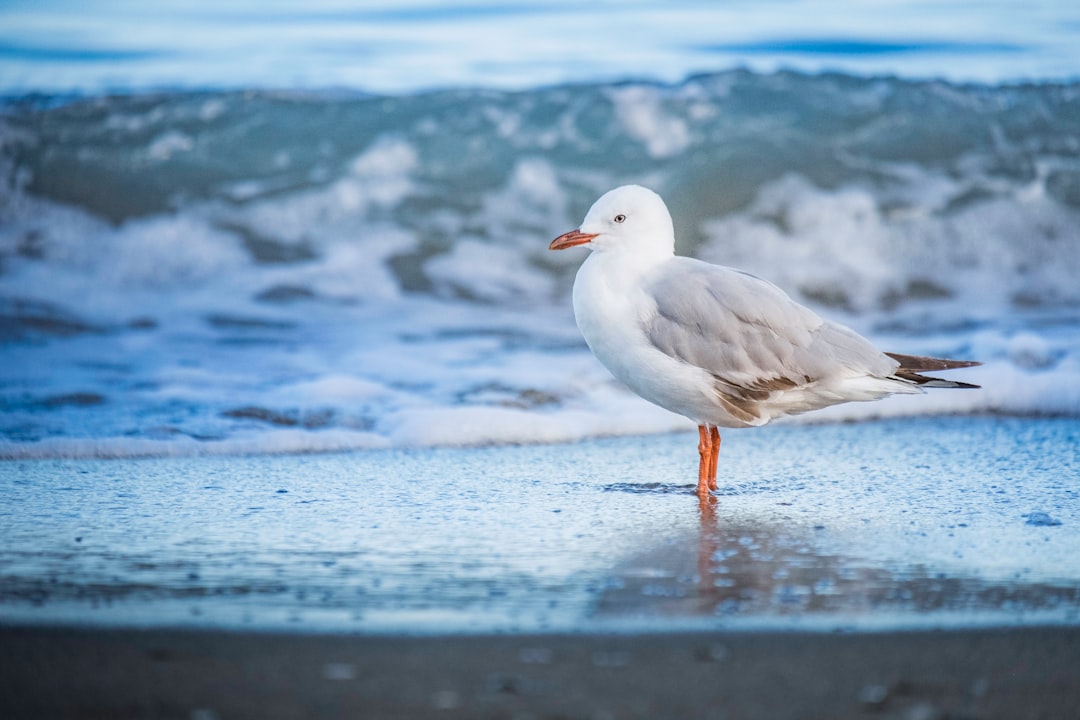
[642, 258, 896, 406]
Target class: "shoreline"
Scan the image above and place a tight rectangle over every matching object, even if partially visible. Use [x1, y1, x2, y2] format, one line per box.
[3, 624, 1079, 719]
[2, 417, 1078, 636]
[1, 412, 1074, 463]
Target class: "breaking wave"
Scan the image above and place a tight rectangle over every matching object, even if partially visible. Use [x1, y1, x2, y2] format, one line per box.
[2, 70, 1079, 457]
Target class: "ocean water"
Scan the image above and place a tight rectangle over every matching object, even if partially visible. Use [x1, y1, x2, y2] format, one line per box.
[2, 3, 1080, 459]
[2, 2, 1079, 635]
[2, 70, 1079, 458]
[1, 0, 1079, 94]
[2, 418, 1078, 632]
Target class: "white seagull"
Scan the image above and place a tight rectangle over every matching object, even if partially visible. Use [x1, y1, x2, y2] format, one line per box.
[550, 185, 980, 498]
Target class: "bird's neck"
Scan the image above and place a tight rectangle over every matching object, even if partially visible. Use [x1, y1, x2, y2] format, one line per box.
[585, 246, 673, 289]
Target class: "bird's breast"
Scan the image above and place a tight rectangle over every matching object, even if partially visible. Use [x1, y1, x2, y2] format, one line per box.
[571, 257, 720, 423]
[571, 257, 647, 366]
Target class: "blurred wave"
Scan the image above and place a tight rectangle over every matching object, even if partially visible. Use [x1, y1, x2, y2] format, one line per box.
[2, 70, 1079, 457]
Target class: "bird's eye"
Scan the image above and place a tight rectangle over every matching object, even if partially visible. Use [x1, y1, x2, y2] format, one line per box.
[613, 214, 626, 223]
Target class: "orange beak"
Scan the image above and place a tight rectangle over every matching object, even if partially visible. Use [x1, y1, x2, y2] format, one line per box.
[549, 229, 598, 251]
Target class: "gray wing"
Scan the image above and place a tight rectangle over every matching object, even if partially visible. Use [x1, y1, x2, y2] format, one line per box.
[642, 257, 896, 421]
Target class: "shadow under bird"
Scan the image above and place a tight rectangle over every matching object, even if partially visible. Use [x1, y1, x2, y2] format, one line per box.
[550, 185, 980, 499]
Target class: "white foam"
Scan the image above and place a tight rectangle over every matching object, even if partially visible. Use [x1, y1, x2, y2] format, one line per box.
[607, 85, 691, 159]
[698, 173, 1080, 315]
[274, 375, 398, 404]
[145, 130, 195, 161]
[0, 429, 389, 460]
[480, 158, 570, 249]
[385, 394, 687, 449]
[425, 238, 554, 303]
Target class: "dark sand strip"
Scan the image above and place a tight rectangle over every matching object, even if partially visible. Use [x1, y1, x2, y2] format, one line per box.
[2, 625, 1079, 719]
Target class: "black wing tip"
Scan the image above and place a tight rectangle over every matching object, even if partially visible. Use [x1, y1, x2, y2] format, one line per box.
[885, 352, 983, 371]
[929, 378, 982, 389]
[886, 352, 983, 389]
[892, 369, 982, 389]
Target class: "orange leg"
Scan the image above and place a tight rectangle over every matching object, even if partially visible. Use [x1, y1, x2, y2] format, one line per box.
[696, 425, 713, 498]
[708, 426, 721, 491]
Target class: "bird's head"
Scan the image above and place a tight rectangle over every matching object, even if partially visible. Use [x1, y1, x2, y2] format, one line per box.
[550, 185, 675, 260]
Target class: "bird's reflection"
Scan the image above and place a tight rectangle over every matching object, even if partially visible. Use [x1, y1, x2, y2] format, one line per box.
[593, 495, 1080, 621]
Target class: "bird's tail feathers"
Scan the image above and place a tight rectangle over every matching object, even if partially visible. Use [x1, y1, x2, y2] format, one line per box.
[884, 352, 982, 389]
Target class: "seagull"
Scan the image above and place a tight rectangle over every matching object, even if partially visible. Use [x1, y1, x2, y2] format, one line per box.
[550, 185, 980, 499]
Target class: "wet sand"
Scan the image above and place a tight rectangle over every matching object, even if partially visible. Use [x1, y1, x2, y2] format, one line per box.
[2, 624, 1079, 719]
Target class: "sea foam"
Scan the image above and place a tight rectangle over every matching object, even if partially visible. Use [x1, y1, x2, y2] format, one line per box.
[2, 72, 1079, 458]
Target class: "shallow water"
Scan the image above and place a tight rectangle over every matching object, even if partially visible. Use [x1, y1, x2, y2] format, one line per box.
[4, 2, 1079, 642]
[3, 416, 1077, 633]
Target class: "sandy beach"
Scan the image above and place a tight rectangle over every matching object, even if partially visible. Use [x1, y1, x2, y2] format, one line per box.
[3, 625, 1079, 719]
